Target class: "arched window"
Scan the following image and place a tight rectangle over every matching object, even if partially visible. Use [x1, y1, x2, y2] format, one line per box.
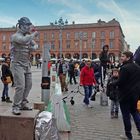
[82, 53, 88, 58]
[2, 53, 6, 58]
[51, 53, 56, 58]
[73, 53, 79, 59]
[65, 53, 71, 59]
[92, 53, 97, 59]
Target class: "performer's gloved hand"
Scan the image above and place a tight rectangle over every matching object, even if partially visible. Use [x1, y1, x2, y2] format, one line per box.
[33, 44, 38, 50]
[33, 31, 39, 37]
[29, 40, 38, 50]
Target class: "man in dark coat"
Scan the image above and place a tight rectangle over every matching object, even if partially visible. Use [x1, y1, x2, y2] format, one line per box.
[68, 59, 77, 84]
[115, 51, 140, 140]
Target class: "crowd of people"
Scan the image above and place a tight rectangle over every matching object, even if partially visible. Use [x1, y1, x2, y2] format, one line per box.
[0, 16, 140, 140]
[54, 45, 140, 140]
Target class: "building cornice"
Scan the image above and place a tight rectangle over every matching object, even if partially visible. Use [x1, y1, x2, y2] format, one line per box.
[0, 18, 124, 37]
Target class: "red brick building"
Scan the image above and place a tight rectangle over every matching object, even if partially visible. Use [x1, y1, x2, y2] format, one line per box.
[0, 18, 129, 62]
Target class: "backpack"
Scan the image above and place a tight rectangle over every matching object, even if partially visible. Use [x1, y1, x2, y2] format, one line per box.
[134, 46, 140, 65]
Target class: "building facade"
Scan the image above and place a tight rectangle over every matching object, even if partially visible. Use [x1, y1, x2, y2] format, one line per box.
[0, 18, 129, 62]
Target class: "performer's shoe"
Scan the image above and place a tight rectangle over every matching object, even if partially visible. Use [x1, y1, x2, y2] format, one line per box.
[12, 107, 21, 115]
[20, 105, 32, 110]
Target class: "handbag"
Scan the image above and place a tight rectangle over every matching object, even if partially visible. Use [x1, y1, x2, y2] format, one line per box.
[2, 76, 12, 84]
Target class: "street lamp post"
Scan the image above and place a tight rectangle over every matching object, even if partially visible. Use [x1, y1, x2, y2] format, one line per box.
[79, 32, 83, 62]
[59, 28, 63, 58]
[52, 17, 68, 59]
[91, 38, 94, 60]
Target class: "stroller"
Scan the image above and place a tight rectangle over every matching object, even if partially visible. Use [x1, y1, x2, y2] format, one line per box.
[63, 84, 99, 105]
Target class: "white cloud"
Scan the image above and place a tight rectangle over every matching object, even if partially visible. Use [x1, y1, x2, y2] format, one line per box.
[34, 0, 140, 52]
[95, 0, 140, 52]
[1, 0, 139, 52]
[97, 0, 125, 20]
[65, 13, 113, 24]
[0, 16, 17, 27]
[36, 0, 87, 13]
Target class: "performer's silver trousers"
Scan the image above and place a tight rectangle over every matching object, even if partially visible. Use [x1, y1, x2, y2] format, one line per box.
[11, 62, 32, 108]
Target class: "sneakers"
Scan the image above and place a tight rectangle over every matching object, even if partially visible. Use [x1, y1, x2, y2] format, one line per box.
[12, 107, 21, 115]
[87, 104, 93, 108]
[120, 135, 132, 140]
[82, 103, 87, 107]
[82, 103, 93, 108]
[12, 104, 32, 115]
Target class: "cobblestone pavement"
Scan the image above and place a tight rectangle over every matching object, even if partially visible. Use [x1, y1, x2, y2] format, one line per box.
[65, 84, 140, 140]
[0, 66, 140, 140]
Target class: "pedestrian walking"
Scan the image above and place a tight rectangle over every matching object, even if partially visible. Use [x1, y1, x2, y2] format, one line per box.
[80, 59, 96, 108]
[68, 59, 77, 85]
[10, 17, 38, 115]
[106, 68, 119, 118]
[57, 58, 69, 92]
[112, 51, 140, 140]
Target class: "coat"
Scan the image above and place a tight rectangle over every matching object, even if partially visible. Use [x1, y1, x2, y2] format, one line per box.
[1, 62, 12, 83]
[99, 51, 110, 66]
[106, 76, 119, 101]
[80, 65, 96, 86]
[116, 60, 140, 102]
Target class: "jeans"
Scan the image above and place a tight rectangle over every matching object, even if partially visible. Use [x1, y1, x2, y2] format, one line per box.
[83, 85, 93, 105]
[111, 100, 119, 113]
[2, 84, 8, 97]
[120, 99, 140, 139]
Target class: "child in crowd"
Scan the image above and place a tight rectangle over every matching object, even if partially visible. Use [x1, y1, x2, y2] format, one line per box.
[106, 68, 119, 118]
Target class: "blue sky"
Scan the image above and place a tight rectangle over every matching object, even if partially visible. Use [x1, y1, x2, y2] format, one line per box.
[0, 0, 140, 52]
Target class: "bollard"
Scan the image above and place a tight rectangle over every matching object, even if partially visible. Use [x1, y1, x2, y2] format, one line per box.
[41, 43, 51, 105]
[100, 66, 108, 106]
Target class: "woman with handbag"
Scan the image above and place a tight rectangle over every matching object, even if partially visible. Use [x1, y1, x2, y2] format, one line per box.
[1, 57, 12, 103]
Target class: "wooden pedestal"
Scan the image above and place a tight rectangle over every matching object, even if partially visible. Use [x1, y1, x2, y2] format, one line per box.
[0, 109, 39, 140]
[34, 102, 45, 112]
